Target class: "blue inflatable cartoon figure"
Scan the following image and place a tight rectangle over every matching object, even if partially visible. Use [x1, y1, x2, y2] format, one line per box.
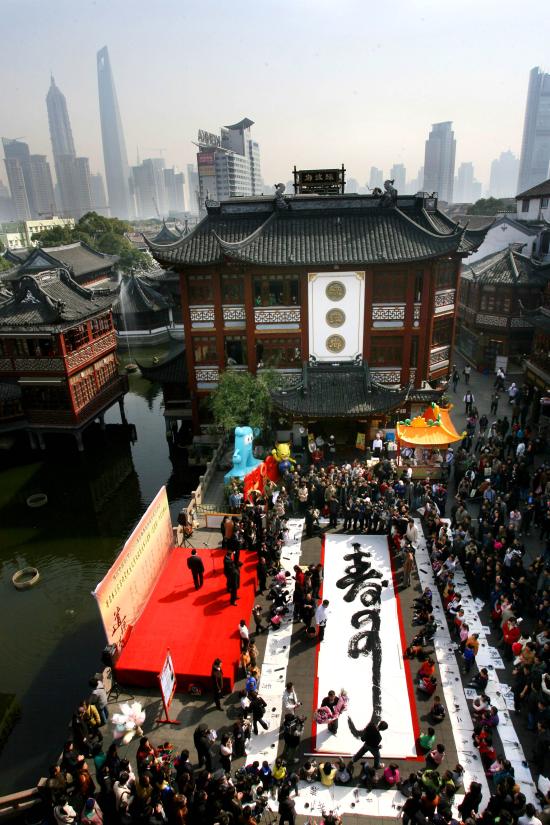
[224, 426, 262, 482]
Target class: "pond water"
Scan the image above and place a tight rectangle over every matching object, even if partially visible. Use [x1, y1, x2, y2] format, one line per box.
[0, 354, 203, 793]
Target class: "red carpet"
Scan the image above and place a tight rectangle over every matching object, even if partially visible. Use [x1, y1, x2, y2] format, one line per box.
[114, 547, 257, 692]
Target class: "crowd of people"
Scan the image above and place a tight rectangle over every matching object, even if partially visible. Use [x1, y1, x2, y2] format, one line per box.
[40, 367, 550, 825]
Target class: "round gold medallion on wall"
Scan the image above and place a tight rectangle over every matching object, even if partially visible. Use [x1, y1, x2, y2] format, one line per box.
[325, 280, 346, 302]
[326, 334, 346, 354]
[326, 308, 346, 328]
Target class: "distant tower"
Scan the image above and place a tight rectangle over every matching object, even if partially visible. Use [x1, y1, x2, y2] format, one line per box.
[46, 75, 76, 158]
[517, 67, 550, 193]
[423, 122, 456, 202]
[489, 151, 519, 198]
[368, 166, 384, 189]
[390, 164, 406, 193]
[46, 76, 91, 218]
[97, 46, 132, 219]
[2, 138, 55, 219]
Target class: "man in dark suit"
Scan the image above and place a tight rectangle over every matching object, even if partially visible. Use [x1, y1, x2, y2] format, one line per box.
[186, 549, 205, 590]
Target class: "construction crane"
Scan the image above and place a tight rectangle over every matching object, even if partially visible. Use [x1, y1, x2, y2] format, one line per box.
[142, 147, 166, 158]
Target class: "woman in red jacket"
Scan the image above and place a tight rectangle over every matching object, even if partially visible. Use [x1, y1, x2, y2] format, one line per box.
[418, 658, 436, 680]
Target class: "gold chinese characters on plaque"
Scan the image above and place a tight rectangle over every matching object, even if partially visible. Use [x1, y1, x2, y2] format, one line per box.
[325, 281, 346, 301]
[326, 308, 345, 328]
[326, 334, 345, 354]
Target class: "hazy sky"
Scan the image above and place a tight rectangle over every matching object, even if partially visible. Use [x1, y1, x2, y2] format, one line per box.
[1, 0, 549, 192]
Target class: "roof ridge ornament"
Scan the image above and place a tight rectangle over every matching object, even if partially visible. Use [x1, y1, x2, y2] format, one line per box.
[274, 182, 289, 210]
[380, 179, 398, 207]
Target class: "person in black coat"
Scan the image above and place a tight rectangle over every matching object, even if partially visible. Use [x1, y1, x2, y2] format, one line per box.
[352, 720, 388, 768]
[249, 691, 268, 734]
[186, 549, 205, 589]
[193, 723, 212, 770]
[457, 781, 483, 820]
[226, 560, 241, 605]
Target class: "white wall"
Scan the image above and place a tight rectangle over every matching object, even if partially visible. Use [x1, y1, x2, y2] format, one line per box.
[467, 221, 538, 263]
[516, 196, 550, 222]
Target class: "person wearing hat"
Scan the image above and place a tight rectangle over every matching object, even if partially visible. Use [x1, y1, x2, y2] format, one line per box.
[81, 799, 103, 825]
[186, 548, 205, 590]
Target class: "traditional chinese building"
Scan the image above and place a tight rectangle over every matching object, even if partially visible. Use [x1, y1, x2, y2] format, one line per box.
[456, 245, 550, 371]
[146, 188, 489, 433]
[112, 271, 172, 339]
[0, 269, 128, 449]
[3, 241, 119, 286]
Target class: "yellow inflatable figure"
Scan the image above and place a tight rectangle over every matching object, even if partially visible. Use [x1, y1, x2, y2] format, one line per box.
[272, 441, 296, 474]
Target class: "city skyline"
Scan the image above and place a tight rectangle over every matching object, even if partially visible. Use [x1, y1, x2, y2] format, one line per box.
[0, 0, 549, 204]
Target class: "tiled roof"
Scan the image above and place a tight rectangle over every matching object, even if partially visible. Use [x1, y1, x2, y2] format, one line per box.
[462, 246, 550, 286]
[113, 273, 171, 316]
[3, 248, 31, 264]
[20, 242, 119, 278]
[137, 348, 187, 384]
[146, 193, 490, 268]
[270, 363, 409, 418]
[0, 269, 114, 332]
[516, 178, 550, 199]
[149, 221, 182, 245]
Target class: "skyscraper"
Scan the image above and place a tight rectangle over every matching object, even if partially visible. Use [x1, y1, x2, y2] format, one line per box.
[46, 76, 76, 158]
[390, 163, 406, 193]
[489, 151, 519, 198]
[517, 67, 550, 193]
[2, 138, 55, 220]
[368, 166, 384, 189]
[131, 158, 168, 219]
[163, 167, 186, 214]
[97, 46, 132, 219]
[186, 164, 200, 214]
[454, 162, 482, 203]
[423, 122, 456, 202]
[90, 173, 108, 215]
[46, 76, 92, 218]
[29, 155, 56, 215]
[195, 118, 262, 210]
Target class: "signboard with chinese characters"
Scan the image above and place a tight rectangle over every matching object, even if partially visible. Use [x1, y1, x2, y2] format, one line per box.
[308, 271, 365, 362]
[197, 129, 221, 148]
[92, 487, 173, 652]
[294, 165, 345, 195]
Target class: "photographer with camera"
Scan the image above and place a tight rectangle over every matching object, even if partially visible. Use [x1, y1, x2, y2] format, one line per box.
[282, 712, 305, 764]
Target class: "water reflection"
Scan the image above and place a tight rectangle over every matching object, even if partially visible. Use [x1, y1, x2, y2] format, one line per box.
[0, 364, 203, 793]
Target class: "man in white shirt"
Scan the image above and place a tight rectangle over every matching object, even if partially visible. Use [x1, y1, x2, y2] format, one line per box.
[315, 599, 330, 642]
[372, 435, 383, 456]
[282, 681, 301, 714]
[238, 620, 250, 652]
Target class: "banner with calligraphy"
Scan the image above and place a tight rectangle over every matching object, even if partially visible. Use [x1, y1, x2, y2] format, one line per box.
[315, 535, 418, 757]
[92, 486, 173, 653]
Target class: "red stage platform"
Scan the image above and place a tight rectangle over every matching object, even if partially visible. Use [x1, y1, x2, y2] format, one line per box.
[114, 547, 257, 692]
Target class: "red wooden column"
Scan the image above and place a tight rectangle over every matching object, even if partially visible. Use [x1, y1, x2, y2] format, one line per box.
[212, 272, 225, 371]
[180, 272, 199, 432]
[244, 273, 256, 374]
[449, 256, 462, 365]
[300, 273, 309, 362]
[417, 263, 434, 383]
[363, 268, 373, 361]
[401, 270, 415, 385]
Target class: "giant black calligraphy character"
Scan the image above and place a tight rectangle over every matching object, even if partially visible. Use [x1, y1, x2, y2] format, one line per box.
[336, 542, 388, 738]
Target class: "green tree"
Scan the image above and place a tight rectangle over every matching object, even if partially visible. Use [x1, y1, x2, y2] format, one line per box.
[466, 197, 511, 215]
[31, 211, 152, 273]
[210, 369, 276, 433]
